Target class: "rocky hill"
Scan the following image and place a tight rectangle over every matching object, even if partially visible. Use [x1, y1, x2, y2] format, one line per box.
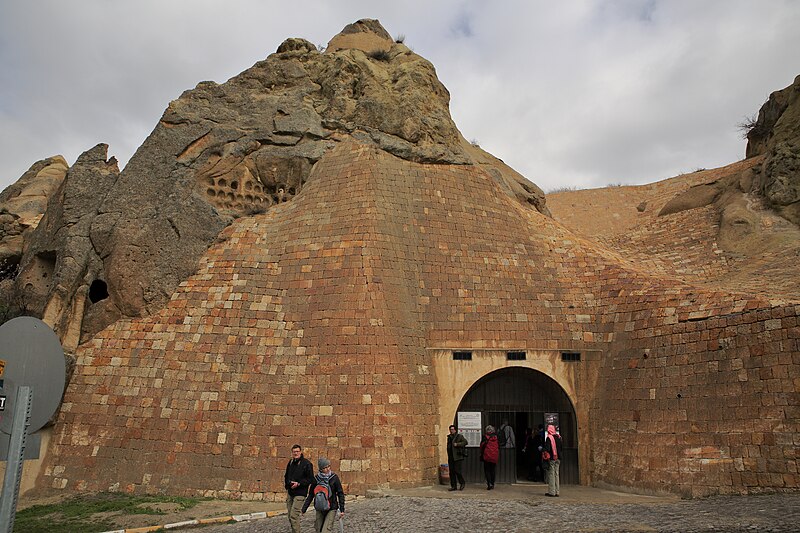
[0, 20, 797, 501]
[549, 75, 800, 302]
[0, 19, 546, 351]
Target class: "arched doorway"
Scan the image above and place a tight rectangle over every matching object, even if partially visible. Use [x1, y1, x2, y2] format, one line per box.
[456, 367, 578, 484]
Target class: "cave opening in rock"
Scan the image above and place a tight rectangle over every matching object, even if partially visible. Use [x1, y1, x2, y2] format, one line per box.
[0, 254, 21, 281]
[89, 279, 109, 303]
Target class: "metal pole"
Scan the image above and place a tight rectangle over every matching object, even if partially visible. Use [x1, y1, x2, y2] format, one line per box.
[0, 386, 32, 533]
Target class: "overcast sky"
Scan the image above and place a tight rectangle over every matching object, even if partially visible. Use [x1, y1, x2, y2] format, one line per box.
[1, 1, 799, 194]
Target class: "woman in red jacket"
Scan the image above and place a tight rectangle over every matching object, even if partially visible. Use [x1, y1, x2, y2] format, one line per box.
[479, 425, 500, 490]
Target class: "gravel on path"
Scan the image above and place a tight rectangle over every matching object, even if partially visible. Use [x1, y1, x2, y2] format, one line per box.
[194, 492, 800, 533]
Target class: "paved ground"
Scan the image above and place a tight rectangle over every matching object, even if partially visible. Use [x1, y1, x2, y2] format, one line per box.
[195, 484, 800, 533]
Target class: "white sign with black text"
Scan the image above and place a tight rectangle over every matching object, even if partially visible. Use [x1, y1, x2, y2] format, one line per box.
[457, 411, 482, 447]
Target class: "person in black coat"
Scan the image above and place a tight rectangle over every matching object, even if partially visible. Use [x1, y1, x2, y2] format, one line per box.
[284, 444, 314, 533]
[447, 424, 468, 491]
[524, 424, 545, 482]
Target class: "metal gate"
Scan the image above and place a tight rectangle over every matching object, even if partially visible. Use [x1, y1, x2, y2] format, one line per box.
[456, 367, 578, 485]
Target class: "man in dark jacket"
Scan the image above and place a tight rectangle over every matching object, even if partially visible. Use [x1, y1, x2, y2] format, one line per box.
[285, 444, 314, 533]
[447, 424, 468, 491]
[303, 457, 345, 533]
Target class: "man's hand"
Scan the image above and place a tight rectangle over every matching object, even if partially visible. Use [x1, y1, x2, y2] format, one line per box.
[290, 481, 299, 489]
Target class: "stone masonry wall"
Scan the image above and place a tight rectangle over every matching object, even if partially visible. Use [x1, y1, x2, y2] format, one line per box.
[42, 142, 605, 498]
[593, 301, 799, 497]
[41, 142, 798, 499]
[43, 143, 440, 499]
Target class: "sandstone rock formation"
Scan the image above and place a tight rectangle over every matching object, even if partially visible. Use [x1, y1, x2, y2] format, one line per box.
[549, 157, 800, 302]
[586, 73, 800, 290]
[16, 145, 121, 350]
[745, 74, 800, 159]
[0, 156, 68, 269]
[634, 75, 800, 263]
[2, 20, 796, 502]
[0, 156, 67, 317]
[744, 74, 800, 225]
[1, 19, 546, 346]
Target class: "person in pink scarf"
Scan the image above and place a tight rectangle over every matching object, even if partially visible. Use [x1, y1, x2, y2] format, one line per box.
[543, 424, 563, 497]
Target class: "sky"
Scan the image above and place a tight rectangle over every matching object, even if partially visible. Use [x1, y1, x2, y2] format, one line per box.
[1, 1, 799, 194]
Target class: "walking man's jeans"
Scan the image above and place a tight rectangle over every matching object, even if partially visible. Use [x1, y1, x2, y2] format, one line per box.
[286, 494, 304, 533]
[450, 459, 465, 488]
[547, 459, 561, 495]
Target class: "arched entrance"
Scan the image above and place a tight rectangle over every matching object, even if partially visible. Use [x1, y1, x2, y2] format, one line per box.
[456, 367, 578, 484]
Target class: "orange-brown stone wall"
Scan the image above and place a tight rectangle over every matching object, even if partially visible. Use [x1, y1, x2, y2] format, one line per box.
[592, 303, 799, 497]
[40, 143, 799, 499]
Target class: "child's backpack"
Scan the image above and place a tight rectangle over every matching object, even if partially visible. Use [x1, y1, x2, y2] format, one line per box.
[313, 475, 332, 512]
[496, 425, 507, 447]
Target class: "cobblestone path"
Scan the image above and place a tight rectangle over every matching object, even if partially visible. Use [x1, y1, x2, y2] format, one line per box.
[197, 492, 799, 532]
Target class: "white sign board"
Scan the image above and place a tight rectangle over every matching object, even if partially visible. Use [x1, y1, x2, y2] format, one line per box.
[457, 411, 482, 447]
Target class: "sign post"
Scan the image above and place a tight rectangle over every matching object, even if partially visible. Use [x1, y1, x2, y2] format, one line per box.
[0, 386, 31, 533]
[0, 317, 66, 531]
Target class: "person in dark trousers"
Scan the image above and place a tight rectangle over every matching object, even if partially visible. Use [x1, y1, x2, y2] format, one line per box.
[303, 457, 345, 533]
[524, 424, 545, 481]
[284, 444, 314, 533]
[479, 425, 499, 490]
[446, 424, 468, 491]
[543, 424, 564, 497]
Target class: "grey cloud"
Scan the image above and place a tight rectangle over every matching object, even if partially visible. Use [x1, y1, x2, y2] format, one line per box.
[1, 0, 799, 195]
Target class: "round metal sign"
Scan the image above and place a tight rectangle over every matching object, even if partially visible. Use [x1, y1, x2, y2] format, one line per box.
[0, 317, 66, 435]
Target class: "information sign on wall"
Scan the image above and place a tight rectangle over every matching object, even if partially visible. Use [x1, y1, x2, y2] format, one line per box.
[457, 411, 482, 447]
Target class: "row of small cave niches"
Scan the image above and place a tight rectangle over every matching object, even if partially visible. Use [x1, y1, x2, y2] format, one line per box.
[452, 350, 581, 362]
[204, 175, 300, 212]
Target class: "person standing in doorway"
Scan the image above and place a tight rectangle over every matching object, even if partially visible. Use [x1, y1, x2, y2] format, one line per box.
[543, 424, 563, 497]
[524, 424, 545, 481]
[447, 424, 468, 491]
[498, 419, 515, 448]
[284, 444, 314, 533]
[303, 457, 345, 533]
[479, 425, 499, 490]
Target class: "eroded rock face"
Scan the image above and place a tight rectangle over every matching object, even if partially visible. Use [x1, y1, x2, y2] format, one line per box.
[0, 156, 68, 318]
[658, 181, 724, 217]
[752, 139, 800, 224]
[83, 18, 547, 320]
[0, 156, 68, 273]
[746, 74, 800, 158]
[15, 145, 120, 349]
[659, 74, 800, 229]
[3, 18, 550, 339]
[744, 74, 800, 225]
